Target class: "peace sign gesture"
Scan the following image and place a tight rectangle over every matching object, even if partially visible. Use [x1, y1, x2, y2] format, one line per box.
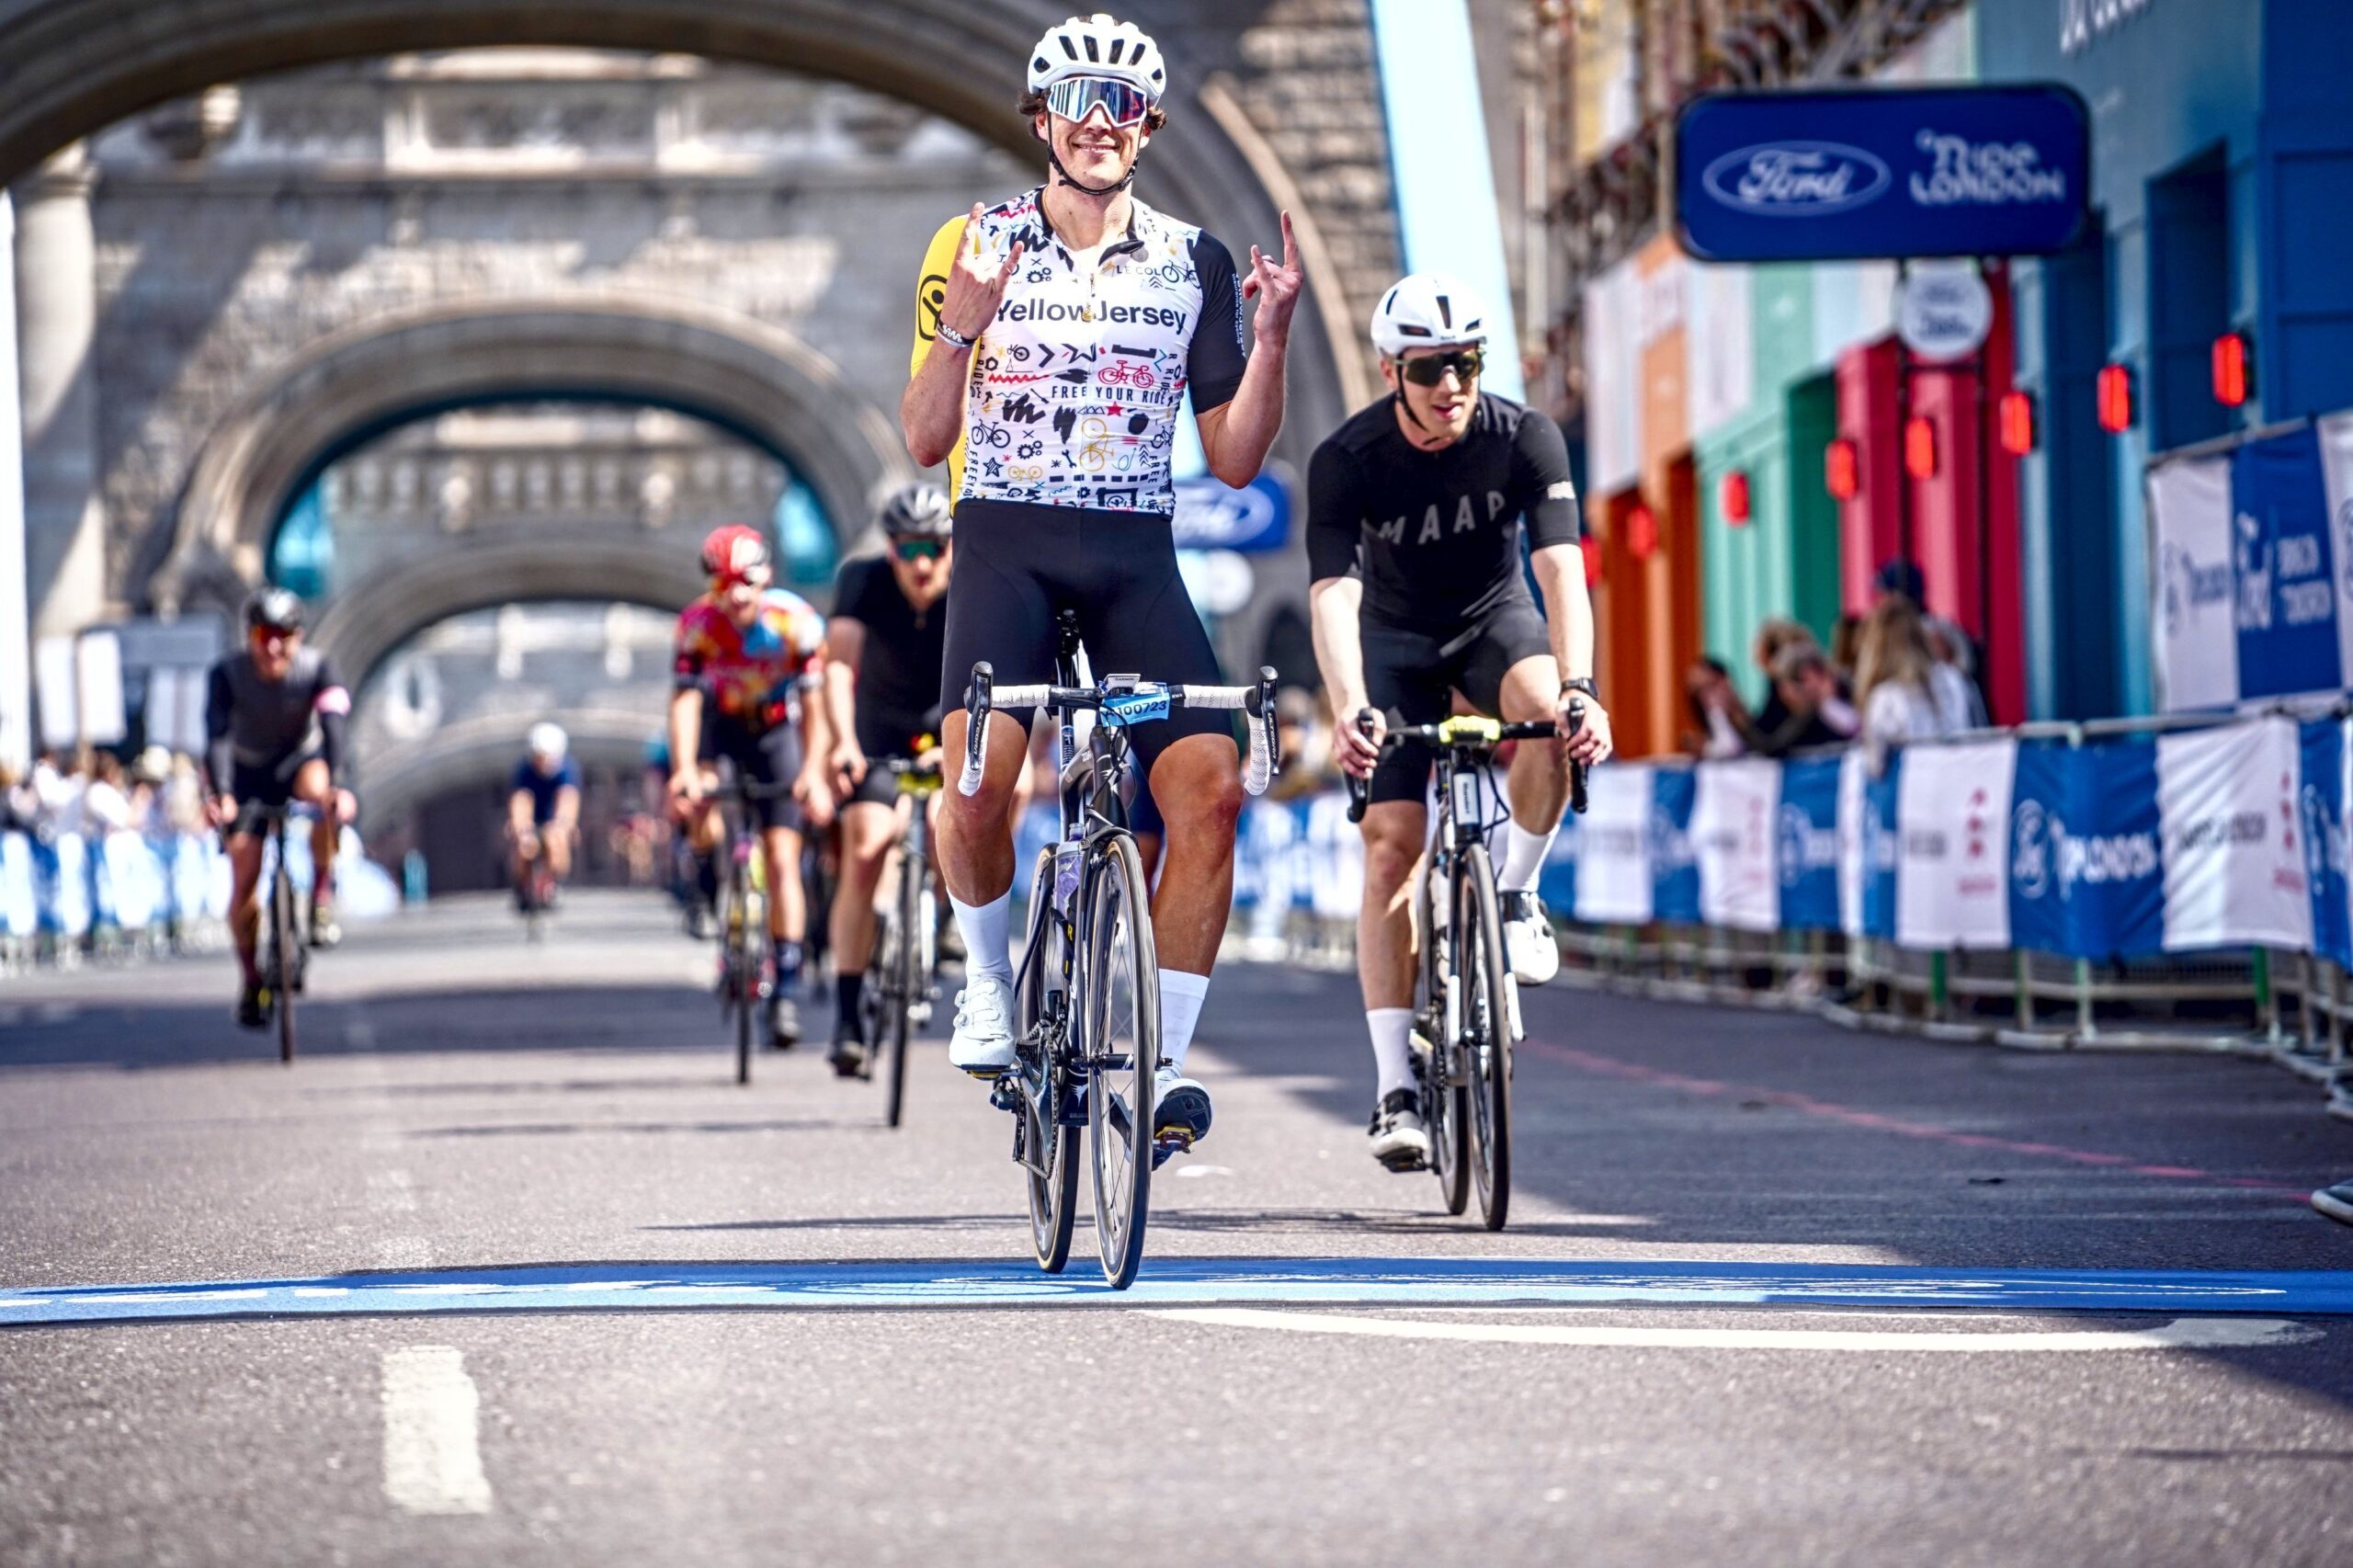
[938, 203, 1025, 346]
[1240, 210, 1303, 346]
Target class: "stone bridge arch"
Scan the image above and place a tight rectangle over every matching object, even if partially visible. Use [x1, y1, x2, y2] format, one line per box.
[150, 294, 909, 616]
[357, 704, 658, 832]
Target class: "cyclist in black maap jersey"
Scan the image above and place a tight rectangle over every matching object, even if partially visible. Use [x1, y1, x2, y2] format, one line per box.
[1307, 275, 1616, 1169]
[203, 588, 357, 1028]
[901, 11, 1302, 1149]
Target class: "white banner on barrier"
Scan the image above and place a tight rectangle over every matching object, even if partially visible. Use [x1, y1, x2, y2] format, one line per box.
[2320, 411, 2353, 695]
[1896, 738, 2017, 949]
[2157, 715, 2313, 951]
[1694, 758, 1779, 931]
[2147, 451, 2239, 713]
[1836, 752, 1867, 937]
[1574, 764, 1654, 924]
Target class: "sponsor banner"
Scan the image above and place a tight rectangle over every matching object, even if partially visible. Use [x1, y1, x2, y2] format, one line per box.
[2147, 451, 2239, 711]
[2156, 716, 2313, 952]
[2232, 426, 2343, 700]
[1836, 751, 1904, 940]
[1694, 757, 1779, 931]
[1896, 739, 2017, 949]
[1574, 763, 1654, 924]
[1171, 469, 1290, 553]
[1538, 801, 1579, 915]
[2007, 743, 2166, 960]
[2319, 411, 2353, 690]
[1779, 757, 1844, 933]
[2298, 719, 2351, 971]
[1651, 767, 1701, 924]
[1674, 85, 2089, 263]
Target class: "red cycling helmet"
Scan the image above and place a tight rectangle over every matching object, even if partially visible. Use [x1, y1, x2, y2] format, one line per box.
[700, 524, 772, 584]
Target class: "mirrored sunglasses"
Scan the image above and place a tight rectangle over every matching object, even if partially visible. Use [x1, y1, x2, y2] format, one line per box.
[1044, 75, 1155, 129]
[892, 537, 945, 562]
[1399, 348, 1484, 387]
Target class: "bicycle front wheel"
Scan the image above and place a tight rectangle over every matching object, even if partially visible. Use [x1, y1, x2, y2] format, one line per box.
[1085, 832, 1159, 1290]
[1018, 847, 1078, 1272]
[726, 856, 755, 1085]
[1459, 845, 1513, 1232]
[271, 862, 298, 1064]
[883, 846, 924, 1129]
[1417, 867, 1468, 1215]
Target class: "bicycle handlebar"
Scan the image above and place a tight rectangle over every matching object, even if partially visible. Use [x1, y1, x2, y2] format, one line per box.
[959, 662, 1281, 799]
[1343, 704, 1593, 824]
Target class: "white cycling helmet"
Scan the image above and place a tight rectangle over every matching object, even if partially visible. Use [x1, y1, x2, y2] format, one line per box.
[1027, 13, 1167, 99]
[528, 722, 568, 762]
[1370, 273, 1492, 359]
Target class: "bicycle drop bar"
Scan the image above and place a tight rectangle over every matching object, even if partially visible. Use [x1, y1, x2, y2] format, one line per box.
[959, 660, 1281, 799]
[1343, 710, 1592, 823]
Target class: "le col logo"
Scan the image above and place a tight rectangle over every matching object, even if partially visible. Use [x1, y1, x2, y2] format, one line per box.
[1702, 142, 1891, 217]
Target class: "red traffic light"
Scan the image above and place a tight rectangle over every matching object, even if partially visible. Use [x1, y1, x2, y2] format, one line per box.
[1721, 470, 1752, 526]
[1997, 391, 2037, 456]
[2097, 363, 2134, 433]
[2211, 331, 2251, 408]
[1904, 415, 1938, 481]
[1824, 437, 1859, 502]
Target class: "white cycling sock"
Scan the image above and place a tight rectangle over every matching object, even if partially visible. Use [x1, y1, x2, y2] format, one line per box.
[1158, 969, 1210, 1074]
[1368, 1007, 1416, 1100]
[1499, 819, 1559, 893]
[949, 891, 1013, 989]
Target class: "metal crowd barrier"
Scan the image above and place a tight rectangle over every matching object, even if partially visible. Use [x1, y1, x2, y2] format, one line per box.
[0, 829, 236, 972]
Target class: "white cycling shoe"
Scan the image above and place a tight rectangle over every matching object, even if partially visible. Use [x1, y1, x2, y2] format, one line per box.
[1500, 890, 1561, 985]
[949, 975, 1017, 1075]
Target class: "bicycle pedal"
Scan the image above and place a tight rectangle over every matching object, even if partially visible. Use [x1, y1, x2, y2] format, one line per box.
[1150, 1131, 1194, 1171]
[988, 1079, 1023, 1112]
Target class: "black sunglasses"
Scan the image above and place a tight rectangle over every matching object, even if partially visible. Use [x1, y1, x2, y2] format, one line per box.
[1398, 348, 1484, 387]
[892, 537, 945, 562]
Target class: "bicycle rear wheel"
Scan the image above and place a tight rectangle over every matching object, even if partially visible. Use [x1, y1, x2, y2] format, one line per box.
[1018, 848, 1078, 1271]
[1417, 866, 1468, 1214]
[1085, 832, 1159, 1290]
[1459, 845, 1513, 1232]
[270, 860, 298, 1064]
[883, 846, 924, 1128]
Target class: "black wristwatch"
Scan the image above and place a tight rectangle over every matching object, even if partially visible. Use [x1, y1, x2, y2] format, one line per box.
[1559, 676, 1598, 701]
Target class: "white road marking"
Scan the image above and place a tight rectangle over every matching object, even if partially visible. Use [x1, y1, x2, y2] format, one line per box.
[1148, 1308, 2322, 1353]
[1173, 1165, 1234, 1178]
[381, 1346, 493, 1516]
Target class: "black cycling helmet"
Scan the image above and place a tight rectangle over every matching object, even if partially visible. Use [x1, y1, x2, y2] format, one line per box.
[880, 483, 953, 540]
[244, 585, 305, 633]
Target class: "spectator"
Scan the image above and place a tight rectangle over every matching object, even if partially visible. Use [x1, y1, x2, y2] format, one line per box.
[1748, 618, 1815, 737]
[1758, 642, 1861, 756]
[162, 754, 209, 836]
[81, 752, 139, 835]
[1855, 594, 1973, 776]
[28, 748, 80, 835]
[0, 762, 34, 835]
[1682, 656, 1751, 759]
[1873, 558, 1987, 726]
[1828, 612, 1862, 688]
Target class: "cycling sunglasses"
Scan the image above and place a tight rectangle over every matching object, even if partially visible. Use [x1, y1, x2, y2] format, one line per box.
[1044, 75, 1156, 129]
[1397, 348, 1484, 387]
[892, 536, 945, 562]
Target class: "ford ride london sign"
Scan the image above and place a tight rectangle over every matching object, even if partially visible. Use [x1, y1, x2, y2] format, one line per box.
[1675, 85, 2089, 263]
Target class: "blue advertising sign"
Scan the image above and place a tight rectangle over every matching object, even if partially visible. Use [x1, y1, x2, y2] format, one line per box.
[2007, 744, 2165, 960]
[1675, 85, 2090, 263]
[1651, 769, 1699, 924]
[2231, 426, 2343, 700]
[1862, 756, 1901, 941]
[2299, 720, 2350, 970]
[1777, 758, 1842, 932]
[1172, 469, 1290, 553]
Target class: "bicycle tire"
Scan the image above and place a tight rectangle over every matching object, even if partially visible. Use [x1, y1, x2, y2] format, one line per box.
[1085, 832, 1158, 1290]
[272, 859, 297, 1064]
[1459, 844, 1513, 1232]
[729, 850, 754, 1085]
[1418, 863, 1468, 1215]
[884, 843, 923, 1128]
[1018, 847, 1078, 1272]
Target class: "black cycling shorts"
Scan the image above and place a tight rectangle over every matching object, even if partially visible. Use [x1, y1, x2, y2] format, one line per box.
[844, 751, 926, 811]
[940, 498, 1234, 778]
[702, 718, 803, 833]
[225, 749, 324, 840]
[1363, 596, 1552, 805]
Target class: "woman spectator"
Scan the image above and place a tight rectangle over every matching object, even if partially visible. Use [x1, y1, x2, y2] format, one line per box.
[80, 751, 139, 836]
[1748, 618, 1815, 738]
[1855, 595, 1974, 776]
[1682, 656, 1752, 759]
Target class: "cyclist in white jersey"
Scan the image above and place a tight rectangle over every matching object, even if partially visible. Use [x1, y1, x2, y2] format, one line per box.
[902, 12, 1302, 1149]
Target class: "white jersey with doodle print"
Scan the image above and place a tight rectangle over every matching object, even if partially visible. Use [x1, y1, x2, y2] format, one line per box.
[912, 187, 1249, 516]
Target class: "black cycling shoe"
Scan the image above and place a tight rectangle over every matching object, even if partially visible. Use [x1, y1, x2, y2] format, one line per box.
[235, 983, 269, 1030]
[1368, 1088, 1431, 1171]
[828, 1026, 867, 1078]
[767, 993, 801, 1051]
[2315, 1181, 2353, 1226]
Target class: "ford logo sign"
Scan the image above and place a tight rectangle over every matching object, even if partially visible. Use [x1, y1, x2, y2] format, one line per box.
[1701, 142, 1892, 217]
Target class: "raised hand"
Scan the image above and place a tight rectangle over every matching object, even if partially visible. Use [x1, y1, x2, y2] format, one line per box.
[1240, 209, 1303, 345]
[938, 203, 1026, 345]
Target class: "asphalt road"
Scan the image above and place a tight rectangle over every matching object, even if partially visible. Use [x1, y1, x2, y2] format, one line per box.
[3, 892, 2351, 1566]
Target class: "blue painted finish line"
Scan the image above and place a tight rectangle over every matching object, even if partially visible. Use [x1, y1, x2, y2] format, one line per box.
[4, 1257, 2351, 1328]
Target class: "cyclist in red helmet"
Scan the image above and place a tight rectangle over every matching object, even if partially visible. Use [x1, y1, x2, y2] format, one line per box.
[670, 523, 834, 1049]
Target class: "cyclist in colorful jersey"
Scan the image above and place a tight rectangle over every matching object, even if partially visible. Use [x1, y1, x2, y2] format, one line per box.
[1307, 275, 1615, 1170]
[506, 722, 580, 914]
[819, 483, 955, 1076]
[902, 11, 1302, 1146]
[669, 524, 834, 1050]
[203, 587, 357, 1028]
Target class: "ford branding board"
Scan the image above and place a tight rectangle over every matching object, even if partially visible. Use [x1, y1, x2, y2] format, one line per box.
[1675, 85, 2089, 263]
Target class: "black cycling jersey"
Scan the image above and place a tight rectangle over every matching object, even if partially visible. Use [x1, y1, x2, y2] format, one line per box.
[204, 647, 347, 797]
[1306, 392, 1581, 633]
[832, 555, 947, 758]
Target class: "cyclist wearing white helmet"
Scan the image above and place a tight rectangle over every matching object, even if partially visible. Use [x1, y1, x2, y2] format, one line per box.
[901, 11, 1303, 1148]
[1307, 273, 1615, 1170]
[819, 483, 958, 1074]
[508, 722, 581, 915]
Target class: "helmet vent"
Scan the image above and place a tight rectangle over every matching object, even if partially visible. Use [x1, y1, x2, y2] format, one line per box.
[1436, 295, 1452, 328]
[1083, 34, 1099, 62]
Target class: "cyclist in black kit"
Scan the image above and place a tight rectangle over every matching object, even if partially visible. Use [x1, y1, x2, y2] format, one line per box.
[820, 482, 956, 1075]
[203, 588, 357, 1028]
[1307, 274, 1615, 1169]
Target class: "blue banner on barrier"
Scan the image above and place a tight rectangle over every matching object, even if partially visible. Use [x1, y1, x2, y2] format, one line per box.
[2301, 719, 2351, 969]
[2006, 744, 2165, 959]
[1652, 769, 1699, 924]
[2233, 427, 2342, 700]
[1862, 756, 1900, 940]
[1539, 808, 1578, 915]
[1778, 758, 1841, 932]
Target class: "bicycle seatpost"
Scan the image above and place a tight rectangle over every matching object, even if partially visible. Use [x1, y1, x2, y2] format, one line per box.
[1564, 698, 1590, 816]
[959, 662, 995, 798]
[1344, 707, 1379, 824]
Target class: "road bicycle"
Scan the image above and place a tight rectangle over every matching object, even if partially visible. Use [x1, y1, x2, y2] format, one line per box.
[1346, 710, 1586, 1231]
[709, 778, 801, 1085]
[958, 610, 1278, 1288]
[858, 754, 945, 1129]
[249, 802, 310, 1065]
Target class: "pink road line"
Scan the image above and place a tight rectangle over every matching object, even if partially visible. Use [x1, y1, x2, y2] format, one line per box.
[1519, 1039, 2313, 1200]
